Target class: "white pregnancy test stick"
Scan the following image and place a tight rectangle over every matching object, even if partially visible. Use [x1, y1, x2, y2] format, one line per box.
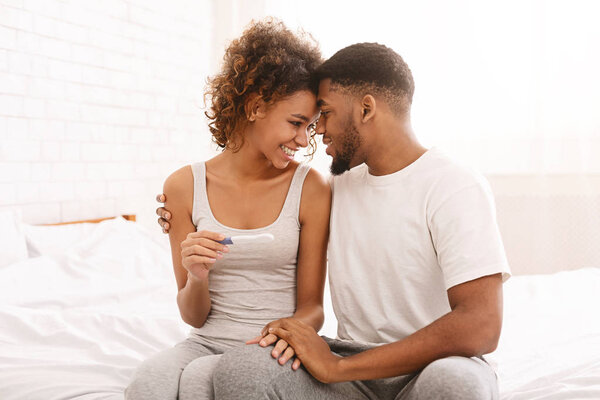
[218, 233, 274, 245]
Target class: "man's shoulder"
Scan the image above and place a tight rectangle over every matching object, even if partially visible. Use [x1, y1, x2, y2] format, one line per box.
[422, 148, 488, 193]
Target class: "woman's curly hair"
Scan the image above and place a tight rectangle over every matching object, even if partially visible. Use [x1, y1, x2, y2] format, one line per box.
[205, 19, 322, 155]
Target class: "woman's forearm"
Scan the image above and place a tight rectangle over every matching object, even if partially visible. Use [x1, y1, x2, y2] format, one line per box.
[177, 272, 211, 328]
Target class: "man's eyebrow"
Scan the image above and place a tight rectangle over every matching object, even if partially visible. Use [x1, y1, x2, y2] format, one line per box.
[317, 99, 328, 107]
[291, 113, 309, 122]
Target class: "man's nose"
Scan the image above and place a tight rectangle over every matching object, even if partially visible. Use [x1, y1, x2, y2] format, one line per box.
[315, 118, 325, 135]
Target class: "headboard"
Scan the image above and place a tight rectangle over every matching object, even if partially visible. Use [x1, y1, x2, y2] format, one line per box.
[42, 215, 136, 226]
[487, 175, 600, 275]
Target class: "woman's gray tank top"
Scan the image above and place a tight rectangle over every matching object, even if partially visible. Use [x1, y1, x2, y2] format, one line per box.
[189, 161, 311, 346]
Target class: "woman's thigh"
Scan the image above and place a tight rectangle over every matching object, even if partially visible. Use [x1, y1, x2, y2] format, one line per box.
[125, 338, 216, 400]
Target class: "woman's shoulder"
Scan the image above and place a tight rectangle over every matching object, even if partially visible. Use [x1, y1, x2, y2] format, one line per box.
[301, 165, 331, 200]
[163, 165, 194, 205]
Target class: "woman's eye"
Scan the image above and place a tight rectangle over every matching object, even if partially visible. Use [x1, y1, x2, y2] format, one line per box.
[290, 121, 302, 127]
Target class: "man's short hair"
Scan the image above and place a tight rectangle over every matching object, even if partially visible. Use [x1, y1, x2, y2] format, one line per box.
[314, 43, 415, 114]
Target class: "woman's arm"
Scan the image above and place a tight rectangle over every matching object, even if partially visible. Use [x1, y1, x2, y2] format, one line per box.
[249, 168, 332, 368]
[292, 168, 331, 330]
[164, 166, 223, 328]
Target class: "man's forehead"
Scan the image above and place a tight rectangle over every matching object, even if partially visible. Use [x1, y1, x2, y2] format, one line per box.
[317, 79, 340, 107]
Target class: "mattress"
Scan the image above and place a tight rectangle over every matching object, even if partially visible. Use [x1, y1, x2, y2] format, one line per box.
[1, 217, 598, 399]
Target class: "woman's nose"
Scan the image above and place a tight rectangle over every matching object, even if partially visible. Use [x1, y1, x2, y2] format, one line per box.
[296, 126, 309, 147]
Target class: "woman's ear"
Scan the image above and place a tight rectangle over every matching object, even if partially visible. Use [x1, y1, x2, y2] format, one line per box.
[360, 94, 376, 123]
[246, 94, 267, 122]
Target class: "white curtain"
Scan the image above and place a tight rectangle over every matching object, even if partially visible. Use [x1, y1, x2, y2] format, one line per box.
[211, 0, 600, 175]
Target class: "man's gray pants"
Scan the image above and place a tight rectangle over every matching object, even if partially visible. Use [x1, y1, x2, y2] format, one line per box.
[213, 337, 499, 400]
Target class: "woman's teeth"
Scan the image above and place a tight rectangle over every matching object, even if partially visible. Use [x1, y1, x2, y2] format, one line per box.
[280, 145, 296, 156]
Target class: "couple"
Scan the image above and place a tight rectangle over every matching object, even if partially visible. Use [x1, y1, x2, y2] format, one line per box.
[126, 19, 510, 400]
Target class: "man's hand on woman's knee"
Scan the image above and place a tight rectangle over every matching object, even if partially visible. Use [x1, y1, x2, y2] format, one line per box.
[247, 318, 303, 371]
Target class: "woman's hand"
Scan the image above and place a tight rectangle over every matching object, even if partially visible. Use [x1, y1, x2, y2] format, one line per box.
[247, 318, 303, 370]
[180, 230, 228, 281]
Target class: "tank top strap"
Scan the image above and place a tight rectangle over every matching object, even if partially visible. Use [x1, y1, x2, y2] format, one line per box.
[191, 162, 209, 226]
[280, 163, 311, 221]
[191, 161, 311, 228]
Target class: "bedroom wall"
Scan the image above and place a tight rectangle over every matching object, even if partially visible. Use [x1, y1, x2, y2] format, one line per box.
[0, 0, 219, 228]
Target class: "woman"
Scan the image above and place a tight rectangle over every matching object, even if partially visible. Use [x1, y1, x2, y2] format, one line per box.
[125, 19, 330, 400]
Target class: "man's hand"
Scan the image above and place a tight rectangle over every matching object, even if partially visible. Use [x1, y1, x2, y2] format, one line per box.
[265, 318, 342, 383]
[155, 193, 172, 233]
[247, 319, 303, 370]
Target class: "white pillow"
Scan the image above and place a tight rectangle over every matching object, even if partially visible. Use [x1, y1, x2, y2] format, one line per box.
[23, 221, 99, 257]
[0, 209, 29, 268]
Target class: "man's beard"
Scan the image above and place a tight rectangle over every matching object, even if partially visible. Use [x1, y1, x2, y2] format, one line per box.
[330, 120, 361, 176]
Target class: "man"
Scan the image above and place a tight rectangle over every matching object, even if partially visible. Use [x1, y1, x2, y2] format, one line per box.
[157, 43, 510, 399]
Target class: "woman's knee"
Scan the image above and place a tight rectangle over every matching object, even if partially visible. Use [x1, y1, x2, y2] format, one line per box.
[125, 357, 178, 399]
[213, 345, 285, 397]
[125, 349, 190, 400]
[179, 355, 221, 400]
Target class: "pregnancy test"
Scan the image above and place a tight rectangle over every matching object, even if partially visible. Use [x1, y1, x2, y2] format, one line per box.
[218, 233, 274, 245]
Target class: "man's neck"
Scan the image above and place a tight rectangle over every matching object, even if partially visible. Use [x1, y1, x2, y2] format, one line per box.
[364, 118, 427, 177]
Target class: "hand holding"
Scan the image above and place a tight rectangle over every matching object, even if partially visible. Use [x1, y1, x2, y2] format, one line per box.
[180, 230, 228, 281]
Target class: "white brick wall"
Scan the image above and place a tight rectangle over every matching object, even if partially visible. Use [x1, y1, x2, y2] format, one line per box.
[0, 0, 219, 228]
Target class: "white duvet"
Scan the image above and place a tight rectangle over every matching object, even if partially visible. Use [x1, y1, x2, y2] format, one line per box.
[0, 218, 599, 399]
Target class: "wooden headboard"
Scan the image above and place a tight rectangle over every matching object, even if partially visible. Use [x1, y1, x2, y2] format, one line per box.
[42, 215, 136, 226]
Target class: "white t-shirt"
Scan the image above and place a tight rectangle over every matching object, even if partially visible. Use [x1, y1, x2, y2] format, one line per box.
[328, 147, 511, 345]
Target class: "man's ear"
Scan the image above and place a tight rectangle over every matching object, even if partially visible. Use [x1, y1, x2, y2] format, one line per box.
[360, 94, 376, 123]
[245, 94, 267, 122]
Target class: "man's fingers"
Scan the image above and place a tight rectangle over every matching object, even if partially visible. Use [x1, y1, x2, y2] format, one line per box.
[156, 193, 166, 203]
[269, 327, 291, 343]
[278, 346, 295, 365]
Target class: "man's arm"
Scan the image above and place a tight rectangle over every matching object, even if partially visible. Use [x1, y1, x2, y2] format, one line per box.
[269, 273, 503, 383]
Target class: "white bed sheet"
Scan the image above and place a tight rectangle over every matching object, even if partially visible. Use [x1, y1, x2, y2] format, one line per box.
[0, 218, 189, 400]
[1, 217, 599, 399]
[487, 267, 600, 399]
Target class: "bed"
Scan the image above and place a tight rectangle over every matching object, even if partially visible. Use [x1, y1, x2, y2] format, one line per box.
[1, 210, 599, 399]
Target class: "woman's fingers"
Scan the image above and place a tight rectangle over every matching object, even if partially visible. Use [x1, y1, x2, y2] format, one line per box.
[181, 244, 220, 259]
[246, 335, 263, 345]
[292, 358, 302, 370]
[278, 346, 296, 365]
[271, 339, 289, 358]
[187, 230, 226, 242]
[259, 333, 279, 347]
[196, 238, 229, 252]
[183, 255, 217, 267]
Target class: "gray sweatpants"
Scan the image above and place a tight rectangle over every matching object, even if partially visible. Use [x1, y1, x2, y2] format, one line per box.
[124, 335, 221, 400]
[213, 337, 499, 400]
